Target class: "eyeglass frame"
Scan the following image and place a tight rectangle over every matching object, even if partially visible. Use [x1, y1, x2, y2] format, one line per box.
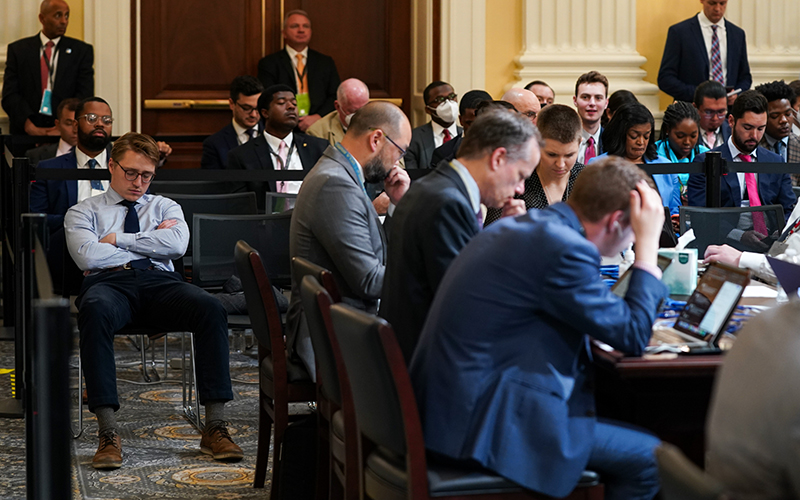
[114, 159, 156, 183]
[369, 127, 406, 158]
[427, 92, 458, 106]
[234, 100, 259, 115]
[701, 110, 727, 119]
[520, 110, 538, 119]
[76, 113, 114, 125]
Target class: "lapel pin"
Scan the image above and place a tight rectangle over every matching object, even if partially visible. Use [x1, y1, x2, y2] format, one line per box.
[66, 48, 72, 54]
[303, 143, 307, 147]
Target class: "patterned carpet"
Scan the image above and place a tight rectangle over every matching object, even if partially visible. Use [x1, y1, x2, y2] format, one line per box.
[0, 331, 299, 499]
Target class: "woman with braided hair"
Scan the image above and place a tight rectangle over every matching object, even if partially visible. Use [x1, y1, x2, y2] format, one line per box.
[656, 101, 709, 195]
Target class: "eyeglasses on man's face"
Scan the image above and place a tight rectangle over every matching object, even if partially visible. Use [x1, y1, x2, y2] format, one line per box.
[235, 101, 259, 115]
[428, 93, 458, 106]
[370, 128, 406, 158]
[115, 160, 155, 183]
[701, 110, 727, 119]
[77, 113, 114, 125]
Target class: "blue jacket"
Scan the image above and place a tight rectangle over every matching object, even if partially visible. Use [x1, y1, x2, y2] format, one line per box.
[687, 143, 796, 220]
[410, 203, 668, 497]
[30, 150, 81, 233]
[589, 153, 682, 215]
[657, 15, 751, 102]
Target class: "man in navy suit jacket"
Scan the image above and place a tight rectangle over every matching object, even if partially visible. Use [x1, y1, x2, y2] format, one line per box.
[2, 0, 94, 135]
[257, 10, 340, 133]
[658, 0, 751, 103]
[227, 85, 328, 211]
[410, 158, 668, 499]
[201, 76, 264, 170]
[380, 110, 536, 362]
[688, 90, 796, 219]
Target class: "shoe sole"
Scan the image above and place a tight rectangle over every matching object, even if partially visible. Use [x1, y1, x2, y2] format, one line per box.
[201, 446, 244, 461]
[92, 460, 122, 470]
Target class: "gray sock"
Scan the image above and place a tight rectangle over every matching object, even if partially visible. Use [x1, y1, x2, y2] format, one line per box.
[95, 406, 117, 435]
[204, 400, 226, 425]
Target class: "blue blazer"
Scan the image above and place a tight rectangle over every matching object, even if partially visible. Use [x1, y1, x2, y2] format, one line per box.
[201, 122, 262, 170]
[657, 16, 751, 102]
[410, 203, 668, 497]
[379, 161, 480, 361]
[687, 144, 796, 220]
[30, 150, 81, 232]
[589, 153, 682, 215]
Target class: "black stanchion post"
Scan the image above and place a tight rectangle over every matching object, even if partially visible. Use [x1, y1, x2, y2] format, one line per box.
[30, 298, 72, 500]
[704, 151, 724, 208]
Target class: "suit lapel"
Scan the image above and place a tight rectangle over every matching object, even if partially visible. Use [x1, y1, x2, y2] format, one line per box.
[295, 134, 314, 171]
[423, 122, 435, 151]
[63, 151, 79, 206]
[223, 124, 238, 151]
[689, 17, 709, 75]
[280, 50, 298, 93]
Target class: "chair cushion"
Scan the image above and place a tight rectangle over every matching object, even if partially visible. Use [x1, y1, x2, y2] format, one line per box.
[364, 447, 600, 498]
[330, 410, 345, 463]
[260, 352, 311, 384]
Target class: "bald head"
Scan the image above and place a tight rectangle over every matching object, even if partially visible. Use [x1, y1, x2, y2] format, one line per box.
[335, 79, 371, 128]
[502, 88, 540, 125]
[347, 101, 410, 140]
[40, 0, 70, 39]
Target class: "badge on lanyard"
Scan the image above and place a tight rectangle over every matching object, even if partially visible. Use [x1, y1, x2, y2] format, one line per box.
[40, 88, 53, 116]
[296, 93, 311, 117]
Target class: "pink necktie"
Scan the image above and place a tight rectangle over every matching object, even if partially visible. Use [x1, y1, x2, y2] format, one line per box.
[277, 140, 288, 193]
[41, 40, 54, 95]
[740, 154, 768, 235]
[584, 137, 596, 163]
[706, 131, 717, 148]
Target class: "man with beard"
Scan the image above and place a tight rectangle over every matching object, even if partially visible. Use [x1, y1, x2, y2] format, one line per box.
[688, 89, 795, 218]
[227, 84, 328, 211]
[287, 101, 411, 376]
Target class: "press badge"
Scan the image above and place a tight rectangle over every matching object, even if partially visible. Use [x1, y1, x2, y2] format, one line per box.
[40, 88, 53, 116]
[296, 93, 311, 117]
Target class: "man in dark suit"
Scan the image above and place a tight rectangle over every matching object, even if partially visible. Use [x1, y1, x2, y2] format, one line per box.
[257, 10, 340, 133]
[288, 101, 411, 377]
[688, 90, 796, 219]
[381, 110, 537, 361]
[25, 97, 79, 167]
[410, 158, 668, 499]
[755, 81, 800, 172]
[574, 71, 607, 164]
[429, 89, 491, 168]
[405, 81, 462, 169]
[694, 81, 732, 149]
[201, 76, 264, 170]
[658, 0, 751, 103]
[2, 0, 94, 135]
[227, 84, 328, 211]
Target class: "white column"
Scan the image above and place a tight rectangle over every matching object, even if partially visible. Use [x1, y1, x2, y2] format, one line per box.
[83, 0, 133, 133]
[726, 0, 800, 86]
[0, 3, 41, 132]
[511, 0, 659, 116]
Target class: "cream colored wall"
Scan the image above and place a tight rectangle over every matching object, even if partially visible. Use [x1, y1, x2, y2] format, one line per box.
[636, 0, 698, 110]
[484, 0, 521, 98]
[69, 0, 85, 40]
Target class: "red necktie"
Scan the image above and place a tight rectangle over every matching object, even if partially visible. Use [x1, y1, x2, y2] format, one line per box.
[41, 40, 54, 95]
[584, 137, 596, 163]
[443, 129, 452, 143]
[740, 154, 768, 235]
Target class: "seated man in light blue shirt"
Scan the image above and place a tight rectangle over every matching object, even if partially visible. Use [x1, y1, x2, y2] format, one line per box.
[64, 132, 242, 470]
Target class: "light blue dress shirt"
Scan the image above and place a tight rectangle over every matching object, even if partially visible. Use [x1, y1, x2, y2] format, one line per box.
[64, 188, 189, 273]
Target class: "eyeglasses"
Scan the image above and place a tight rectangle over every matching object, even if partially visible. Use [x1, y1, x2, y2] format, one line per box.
[115, 160, 155, 183]
[701, 110, 727, 119]
[235, 101, 259, 114]
[428, 92, 458, 106]
[521, 110, 537, 119]
[77, 113, 114, 125]
[370, 128, 406, 158]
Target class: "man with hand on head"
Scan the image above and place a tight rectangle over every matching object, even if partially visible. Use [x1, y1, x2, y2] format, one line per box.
[65, 132, 242, 470]
[201, 75, 264, 170]
[411, 157, 668, 500]
[405, 81, 461, 169]
[381, 110, 541, 361]
[288, 101, 411, 377]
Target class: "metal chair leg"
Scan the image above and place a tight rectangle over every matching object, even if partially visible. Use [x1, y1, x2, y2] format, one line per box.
[181, 332, 203, 432]
[71, 356, 85, 439]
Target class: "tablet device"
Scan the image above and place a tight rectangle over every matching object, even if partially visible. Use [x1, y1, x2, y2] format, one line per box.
[611, 254, 673, 298]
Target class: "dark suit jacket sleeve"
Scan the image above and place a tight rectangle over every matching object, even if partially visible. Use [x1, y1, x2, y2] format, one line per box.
[423, 200, 478, 291]
[730, 27, 752, 92]
[257, 54, 280, 89]
[201, 136, 224, 169]
[1, 41, 35, 134]
[657, 24, 696, 103]
[314, 53, 339, 116]
[71, 42, 94, 99]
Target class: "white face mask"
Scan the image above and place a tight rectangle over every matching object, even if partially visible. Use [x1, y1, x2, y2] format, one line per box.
[432, 99, 458, 124]
[344, 112, 355, 128]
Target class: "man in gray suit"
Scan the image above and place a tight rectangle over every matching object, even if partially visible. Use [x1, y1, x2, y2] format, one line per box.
[288, 101, 411, 376]
[404, 81, 462, 169]
[25, 97, 79, 166]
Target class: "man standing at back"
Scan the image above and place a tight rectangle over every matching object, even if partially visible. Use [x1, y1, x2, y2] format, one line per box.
[288, 101, 411, 376]
[658, 0, 751, 103]
[574, 71, 608, 164]
[257, 10, 340, 132]
[2, 0, 94, 135]
[404, 81, 461, 169]
[201, 75, 264, 170]
[381, 110, 539, 361]
[502, 87, 540, 125]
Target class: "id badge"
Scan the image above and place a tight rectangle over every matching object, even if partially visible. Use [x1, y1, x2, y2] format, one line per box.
[296, 93, 311, 117]
[39, 88, 53, 116]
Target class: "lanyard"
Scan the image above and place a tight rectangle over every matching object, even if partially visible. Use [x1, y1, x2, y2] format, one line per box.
[334, 142, 370, 198]
[41, 42, 57, 89]
[267, 139, 297, 191]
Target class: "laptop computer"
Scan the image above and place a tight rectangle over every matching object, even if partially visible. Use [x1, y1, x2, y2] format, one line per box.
[648, 262, 751, 351]
[611, 254, 673, 298]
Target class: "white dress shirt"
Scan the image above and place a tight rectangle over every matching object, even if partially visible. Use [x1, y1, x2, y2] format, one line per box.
[38, 32, 61, 92]
[698, 12, 727, 84]
[75, 148, 110, 203]
[56, 138, 72, 157]
[577, 128, 602, 164]
[431, 120, 458, 149]
[264, 131, 303, 195]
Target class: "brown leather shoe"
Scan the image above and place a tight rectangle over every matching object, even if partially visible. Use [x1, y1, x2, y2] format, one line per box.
[92, 430, 122, 469]
[200, 421, 243, 461]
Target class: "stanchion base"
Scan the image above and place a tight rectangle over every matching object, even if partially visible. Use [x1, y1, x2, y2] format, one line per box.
[0, 326, 14, 341]
[0, 397, 23, 418]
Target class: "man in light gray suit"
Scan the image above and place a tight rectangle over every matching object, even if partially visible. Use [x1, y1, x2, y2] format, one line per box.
[288, 101, 412, 376]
